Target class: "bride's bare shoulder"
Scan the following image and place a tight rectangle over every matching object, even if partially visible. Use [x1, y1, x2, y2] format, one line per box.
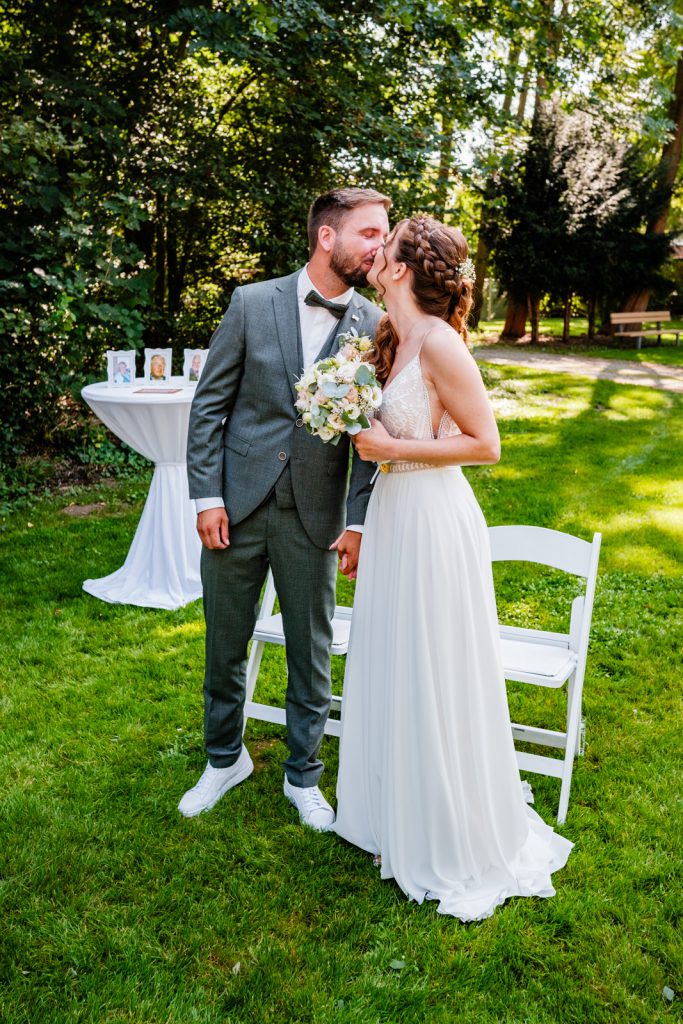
[421, 323, 471, 367]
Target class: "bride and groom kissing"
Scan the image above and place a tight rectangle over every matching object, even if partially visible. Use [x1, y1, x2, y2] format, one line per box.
[181, 187, 572, 922]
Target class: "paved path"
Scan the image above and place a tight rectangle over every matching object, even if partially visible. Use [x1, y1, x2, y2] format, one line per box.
[473, 347, 683, 394]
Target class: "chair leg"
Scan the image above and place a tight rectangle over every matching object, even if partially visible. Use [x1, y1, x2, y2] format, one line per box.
[243, 640, 266, 736]
[558, 674, 584, 823]
[557, 766, 572, 825]
[566, 672, 585, 757]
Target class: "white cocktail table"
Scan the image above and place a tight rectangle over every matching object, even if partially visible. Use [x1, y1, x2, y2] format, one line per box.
[81, 377, 202, 610]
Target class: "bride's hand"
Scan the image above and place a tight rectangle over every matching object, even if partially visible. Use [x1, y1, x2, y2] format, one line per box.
[352, 419, 396, 462]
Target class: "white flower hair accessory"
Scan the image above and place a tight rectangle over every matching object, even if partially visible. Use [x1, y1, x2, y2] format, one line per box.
[456, 257, 476, 282]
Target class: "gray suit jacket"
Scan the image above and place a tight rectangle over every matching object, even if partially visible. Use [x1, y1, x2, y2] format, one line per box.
[186, 269, 383, 548]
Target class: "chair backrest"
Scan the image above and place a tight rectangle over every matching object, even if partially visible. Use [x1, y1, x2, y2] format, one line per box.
[489, 525, 595, 577]
[489, 526, 601, 658]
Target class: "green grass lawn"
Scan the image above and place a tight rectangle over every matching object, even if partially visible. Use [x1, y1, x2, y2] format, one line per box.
[473, 317, 683, 367]
[1, 366, 681, 1023]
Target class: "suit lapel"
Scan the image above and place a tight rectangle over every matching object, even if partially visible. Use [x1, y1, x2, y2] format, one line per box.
[316, 293, 368, 360]
[273, 271, 304, 402]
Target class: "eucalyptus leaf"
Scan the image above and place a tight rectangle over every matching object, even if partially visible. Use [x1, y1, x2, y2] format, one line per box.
[321, 381, 350, 398]
[354, 364, 374, 386]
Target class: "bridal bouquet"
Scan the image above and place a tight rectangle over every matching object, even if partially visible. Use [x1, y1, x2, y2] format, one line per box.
[294, 330, 382, 445]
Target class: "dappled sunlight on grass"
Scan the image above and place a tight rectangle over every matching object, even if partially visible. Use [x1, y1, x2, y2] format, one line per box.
[488, 465, 527, 481]
[607, 544, 680, 575]
[632, 478, 683, 503]
[470, 367, 683, 578]
[151, 619, 205, 641]
[600, 389, 671, 419]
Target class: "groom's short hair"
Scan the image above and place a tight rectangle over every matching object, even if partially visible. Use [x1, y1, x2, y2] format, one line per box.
[308, 187, 392, 255]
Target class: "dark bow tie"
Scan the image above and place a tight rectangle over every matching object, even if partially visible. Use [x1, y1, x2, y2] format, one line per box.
[304, 289, 348, 320]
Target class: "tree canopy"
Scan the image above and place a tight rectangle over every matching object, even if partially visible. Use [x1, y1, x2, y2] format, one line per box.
[1, 0, 681, 465]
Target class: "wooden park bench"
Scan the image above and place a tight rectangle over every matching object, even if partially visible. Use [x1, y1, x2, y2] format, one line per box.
[610, 310, 681, 350]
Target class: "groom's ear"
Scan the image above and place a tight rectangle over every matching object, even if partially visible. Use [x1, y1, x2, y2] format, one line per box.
[318, 225, 336, 253]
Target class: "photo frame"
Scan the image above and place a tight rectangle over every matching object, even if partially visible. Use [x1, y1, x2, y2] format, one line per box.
[143, 347, 173, 385]
[183, 349, 207, 385]
[106, 350, 136, 387]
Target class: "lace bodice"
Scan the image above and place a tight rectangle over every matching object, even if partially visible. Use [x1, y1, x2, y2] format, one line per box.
[379, 353, 460, 441]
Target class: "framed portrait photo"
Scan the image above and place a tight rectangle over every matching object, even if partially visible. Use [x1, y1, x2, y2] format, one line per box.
[143, 347, 173, 385]
[106, 349, 136, 387]
[183, 349, 207, 385]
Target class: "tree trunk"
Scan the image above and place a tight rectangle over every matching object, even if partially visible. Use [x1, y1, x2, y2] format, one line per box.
[502, 45, 520, 115]
[516, 61, 530, 121]
[124, 221, 153, 266]
[472, 183, 496, 328]
[434, 115, 454, 216]
[563, 292, 571, 343]
[471, 230, 489, 329]
[529, 294, 540, 344]
[587, 295, 596, 340]
[622, 54, 683, 312]
[167, 212, 182, 315]
[154, 192, 166, 311]
[501, 297, 527, 339]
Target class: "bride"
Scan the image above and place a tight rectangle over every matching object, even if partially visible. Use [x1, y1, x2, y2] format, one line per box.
[334, 215, 572, 922]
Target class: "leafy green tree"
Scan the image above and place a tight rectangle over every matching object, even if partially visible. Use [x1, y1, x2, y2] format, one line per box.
[0, 0, 453, 465]
[487, 103, 669, 343]
[487, 112, 568, 343]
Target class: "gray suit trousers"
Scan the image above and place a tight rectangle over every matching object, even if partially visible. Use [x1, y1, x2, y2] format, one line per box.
[200, 466, 337, 787]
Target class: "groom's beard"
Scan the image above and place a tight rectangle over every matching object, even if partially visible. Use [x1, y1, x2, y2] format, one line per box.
[330, 245, 371, 288]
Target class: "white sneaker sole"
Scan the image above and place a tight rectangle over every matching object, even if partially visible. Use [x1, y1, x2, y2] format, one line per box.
[179, 757, 254, 818]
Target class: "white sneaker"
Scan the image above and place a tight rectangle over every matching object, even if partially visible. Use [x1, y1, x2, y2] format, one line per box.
[178, 747, 254, 818]
[284, 775, 335, 831]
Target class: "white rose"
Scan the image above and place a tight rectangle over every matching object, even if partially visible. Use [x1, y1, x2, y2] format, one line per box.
[338, 363, 357, 383]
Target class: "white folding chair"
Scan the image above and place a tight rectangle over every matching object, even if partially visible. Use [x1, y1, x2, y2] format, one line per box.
[243, 569, 352, 738]
[489, 525, 601, 824]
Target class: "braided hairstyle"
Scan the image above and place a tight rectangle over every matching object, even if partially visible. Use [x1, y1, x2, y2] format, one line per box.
[370, 215, 473, 385]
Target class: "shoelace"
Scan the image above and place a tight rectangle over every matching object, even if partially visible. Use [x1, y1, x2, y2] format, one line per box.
[301, 788, 325, 811]
[194, 766, 219, 793]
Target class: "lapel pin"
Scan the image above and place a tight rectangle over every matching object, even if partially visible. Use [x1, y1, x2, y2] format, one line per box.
[351, 314, 360, 322]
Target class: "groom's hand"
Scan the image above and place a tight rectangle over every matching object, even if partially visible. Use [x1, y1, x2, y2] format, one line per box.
[197, 508, 230, 549]
[330, 529, 362, 580]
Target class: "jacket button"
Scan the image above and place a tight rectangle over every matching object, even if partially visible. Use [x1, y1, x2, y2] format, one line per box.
[278, 451, 287, 461]
[295, 417, 304, 427]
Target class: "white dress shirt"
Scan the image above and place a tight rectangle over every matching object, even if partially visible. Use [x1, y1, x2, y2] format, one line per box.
[195, 267, 363, 532]
[297, 264, 354, 367]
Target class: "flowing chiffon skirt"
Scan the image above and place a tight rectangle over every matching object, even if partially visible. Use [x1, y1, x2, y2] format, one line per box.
[335, 466, 573, 921]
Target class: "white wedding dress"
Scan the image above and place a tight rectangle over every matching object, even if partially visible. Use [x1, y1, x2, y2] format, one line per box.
[335, 352, 573, 921]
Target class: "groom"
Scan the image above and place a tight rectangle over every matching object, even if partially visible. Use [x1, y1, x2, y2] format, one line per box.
[180, 187, 391, 829]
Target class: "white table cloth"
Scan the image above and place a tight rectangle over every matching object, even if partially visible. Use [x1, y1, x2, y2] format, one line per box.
[81, 378, 202, 610]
